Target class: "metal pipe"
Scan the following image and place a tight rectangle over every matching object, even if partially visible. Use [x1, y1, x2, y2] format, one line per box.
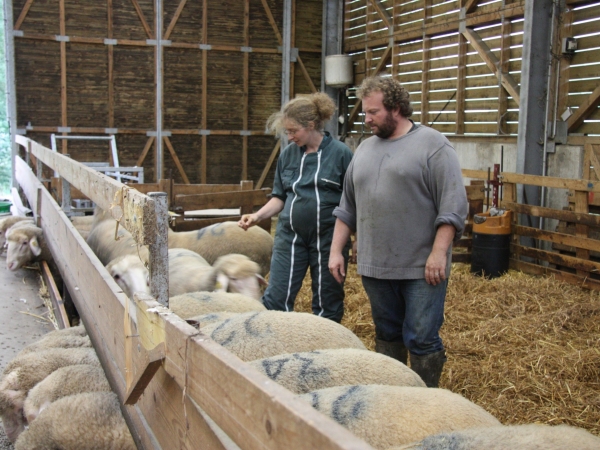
[281, 0, 292, 148]
[540, 0, 559, 232]
[155, 0, 164, 180]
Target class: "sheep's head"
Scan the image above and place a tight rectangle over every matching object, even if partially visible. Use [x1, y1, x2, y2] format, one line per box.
[106, 255, 150, 299]
[5, 226, 43, 271]
[0, 371, 27, 442]
[212, 254, 266, 300]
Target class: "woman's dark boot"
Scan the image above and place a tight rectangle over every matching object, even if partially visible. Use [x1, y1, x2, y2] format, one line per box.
[409, 350, 447, 387]
[375, 339, 408, 365]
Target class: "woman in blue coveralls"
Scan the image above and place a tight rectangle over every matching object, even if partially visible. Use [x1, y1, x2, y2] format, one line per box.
[238, 93, 353, 323]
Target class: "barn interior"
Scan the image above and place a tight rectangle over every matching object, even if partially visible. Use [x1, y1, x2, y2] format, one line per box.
[1, 0, 600, 449]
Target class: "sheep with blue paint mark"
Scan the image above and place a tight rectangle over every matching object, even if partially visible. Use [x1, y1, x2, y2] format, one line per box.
[169, 291, 266, 319]
[201, 311, 366, 361]
[168, 221, 274, 276]
[248, 348, 425, 394]
[298, 385, 501, 449]
[394, 423, 600, 450]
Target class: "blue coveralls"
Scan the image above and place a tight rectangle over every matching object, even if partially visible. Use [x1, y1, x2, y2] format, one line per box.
[262, 133, 353, 322]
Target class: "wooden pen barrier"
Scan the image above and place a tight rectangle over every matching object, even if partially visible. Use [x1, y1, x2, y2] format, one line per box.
[500, 171, 600, 291]
[14, 136, 373, 450]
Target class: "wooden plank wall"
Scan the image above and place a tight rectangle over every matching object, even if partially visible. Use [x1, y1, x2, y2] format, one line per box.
[12, 0, 322, 187]
[344, 0, 600, 139]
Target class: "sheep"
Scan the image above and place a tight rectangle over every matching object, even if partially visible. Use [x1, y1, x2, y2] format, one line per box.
[70, 214, 95, 240]
[17, 332, 91, 356]
[14, 392, 136, 450]
[298, 385, 501, 450]
[168, 221, 274, 275]
[185, 311, 241, 328]
[248, 348, 425, 394]
[0, 347, 100, 442]
[395, 423, 600, 450]
[107, 250, 264, 300]
[0, 216, 33, 250]
[23, 364, 112, 423]
[201, 311, 367, 361]
[86, 217, 147, 265]
[5, 224, 49, 272]
[169, 291, 266, 319]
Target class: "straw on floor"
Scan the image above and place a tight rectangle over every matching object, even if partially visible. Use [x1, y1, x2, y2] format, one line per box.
[292, 263, 600, 436]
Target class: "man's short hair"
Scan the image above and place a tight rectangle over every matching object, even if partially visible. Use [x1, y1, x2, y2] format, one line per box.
[356, 76, 413, 118]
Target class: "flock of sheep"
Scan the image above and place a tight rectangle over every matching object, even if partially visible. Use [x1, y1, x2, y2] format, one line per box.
[1, 211, 600, 449]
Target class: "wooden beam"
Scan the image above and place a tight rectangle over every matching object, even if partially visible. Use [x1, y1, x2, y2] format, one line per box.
[503, 202, 600, 227]
[567, 84, 600, 132]
[346, 1, 525, 53]
[421, 36, 431, 125]
[59, 0, 67, 154]
[368, 0, 392, 29]
[163, 136, 191, 184]
[461, 27, 521, 105]
[297, 56, 318, 93]
[497, 17, 511, 134]
[514, 224, 600, 254]
[464, 0, 479, 14]
[174, 189, 271, 211]
[164, 0, 187, 40]
[256, 140, 281, 189]
[40, 260, 70, 329]
[456, 33, 467, 134]
[260, 0, 283, 44]
[130, 0, 153, 39]
[500, 172, 600, 192]
[347, 45, 393, 127]
[136, 136, 155, 167]
[242, 0, 250, 180]
[108, 0, 114, 129]
[201, 0, 208, 184]
[14, 0, 34, 30]
[510, 259, 600, 291]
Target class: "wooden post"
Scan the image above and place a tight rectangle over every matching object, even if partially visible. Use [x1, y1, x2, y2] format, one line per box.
[148, 192, 169, 307]
[61, 155, 71, 216]
[240, 180, 253, 215]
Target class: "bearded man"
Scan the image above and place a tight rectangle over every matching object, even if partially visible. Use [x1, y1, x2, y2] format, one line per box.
[328, 76, 468, 388]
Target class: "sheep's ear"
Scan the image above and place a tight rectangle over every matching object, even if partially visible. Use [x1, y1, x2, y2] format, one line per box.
[215, 273, 229, 292]
[256, 274, 268, 287]
[29, 237, 42, 256]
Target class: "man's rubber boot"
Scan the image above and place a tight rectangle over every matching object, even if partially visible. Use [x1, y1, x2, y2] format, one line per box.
[409, 350, 447, 388]
[375, 339, 408, 365]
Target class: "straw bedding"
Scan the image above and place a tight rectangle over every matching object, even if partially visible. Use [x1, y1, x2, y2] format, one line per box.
[292, 263, 600, 437]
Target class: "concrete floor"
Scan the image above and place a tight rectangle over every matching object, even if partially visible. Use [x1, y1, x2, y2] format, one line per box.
[0, 253, 55, 449]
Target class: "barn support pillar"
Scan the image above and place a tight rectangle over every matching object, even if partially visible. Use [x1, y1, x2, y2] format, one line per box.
[322, 0, 344, 138]
[281, 0, 292, 148]
[154, 0, 164, 181]
[516, 0, 555, 231]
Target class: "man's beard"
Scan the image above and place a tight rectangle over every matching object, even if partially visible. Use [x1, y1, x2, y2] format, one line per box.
[373, 110, 398, 139]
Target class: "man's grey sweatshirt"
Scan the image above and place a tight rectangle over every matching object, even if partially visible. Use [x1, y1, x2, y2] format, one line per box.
[333, 125, 468, 280]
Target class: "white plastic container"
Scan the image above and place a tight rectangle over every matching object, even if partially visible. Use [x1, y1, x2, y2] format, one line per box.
[325, 55, 353, 88]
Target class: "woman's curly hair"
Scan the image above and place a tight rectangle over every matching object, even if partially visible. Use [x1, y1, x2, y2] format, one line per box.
[266, 92, 335, 136]
[356, 76, 413, 118]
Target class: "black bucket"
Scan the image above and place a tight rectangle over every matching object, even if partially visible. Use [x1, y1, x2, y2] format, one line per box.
[470, 233, 511, 278]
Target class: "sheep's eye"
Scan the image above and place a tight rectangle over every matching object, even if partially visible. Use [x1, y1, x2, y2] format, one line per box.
[114, 274, 120, 280]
